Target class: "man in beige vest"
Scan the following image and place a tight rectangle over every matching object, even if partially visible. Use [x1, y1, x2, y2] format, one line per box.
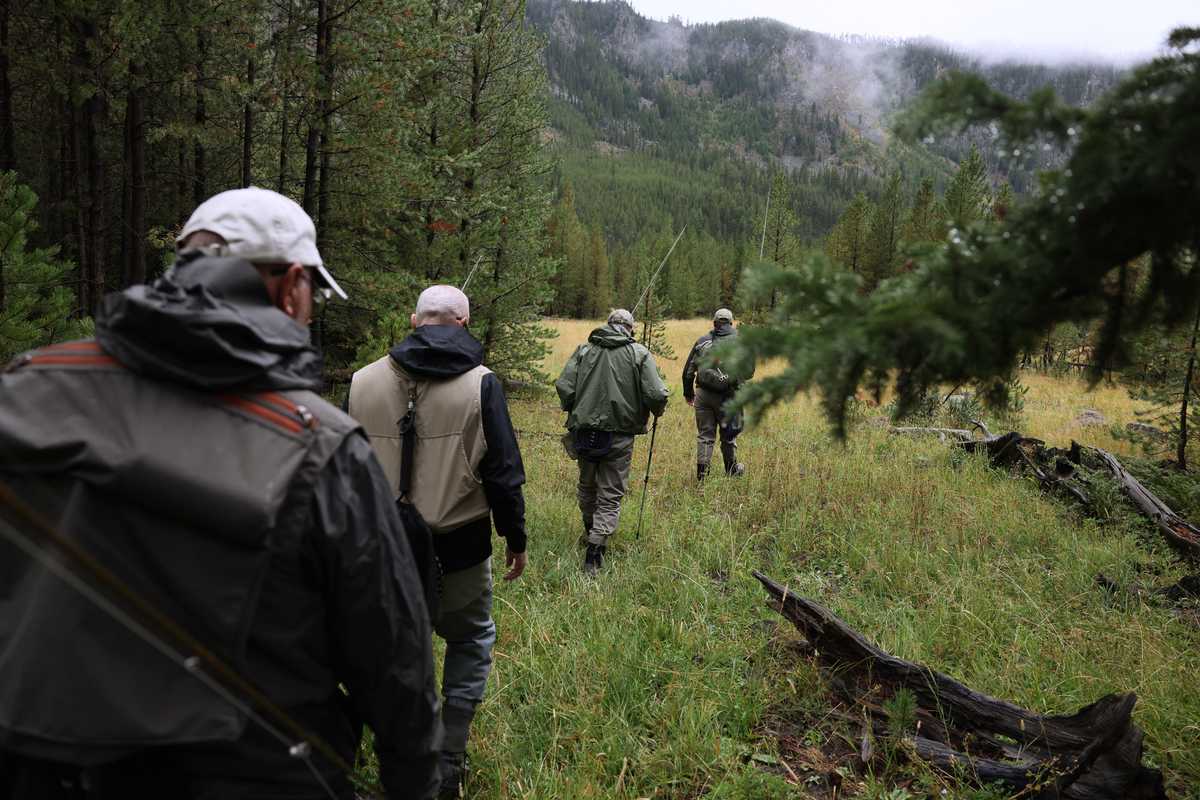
[347, 285, 527, 799]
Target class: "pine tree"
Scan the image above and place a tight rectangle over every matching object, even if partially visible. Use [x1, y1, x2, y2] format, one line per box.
[586, 226, 612, 317]
[0, 173, 88, 364]
[943, 143, 991, 226]
[901, 177, 944, 247]
[861, 172, 903, 292]
[825, 193, 872, 277]
[728, 28, 1200, 435]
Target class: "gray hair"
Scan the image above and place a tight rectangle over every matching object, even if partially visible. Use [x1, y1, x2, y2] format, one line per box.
[414, 285, 470, 325]
[607, 308, 634, 329]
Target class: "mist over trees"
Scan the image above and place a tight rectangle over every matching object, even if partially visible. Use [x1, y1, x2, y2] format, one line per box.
[527, 0, 1124, 322]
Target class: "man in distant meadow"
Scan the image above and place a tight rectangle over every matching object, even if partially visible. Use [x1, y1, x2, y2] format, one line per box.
[682, 307, 750, 480]
[556, 308, 669, 575]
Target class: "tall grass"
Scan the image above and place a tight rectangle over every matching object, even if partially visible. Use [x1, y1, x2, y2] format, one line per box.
[450, 319, 1199, 798]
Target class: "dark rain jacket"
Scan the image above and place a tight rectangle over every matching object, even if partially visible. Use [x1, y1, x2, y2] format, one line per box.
[682, 324, 746, 402]
[0, 254, 440, 799]
[555, 323, 669, 435]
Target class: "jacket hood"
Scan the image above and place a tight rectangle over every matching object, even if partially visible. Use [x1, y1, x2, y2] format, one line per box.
[711, 323, 736, 339]
[390, 324, 484, 379]
[588, 323, 635, 349]
[95, 254, 323, 392]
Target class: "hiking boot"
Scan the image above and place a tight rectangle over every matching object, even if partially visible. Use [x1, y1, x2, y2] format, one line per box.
[697, 462, 710, 482]
[437, 751, 468, 799]
[583, 543, 605, 576]
[725, 462, 746, 477]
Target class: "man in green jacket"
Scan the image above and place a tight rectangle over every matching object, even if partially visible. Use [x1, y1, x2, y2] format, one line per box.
[556, 309, 669, 575]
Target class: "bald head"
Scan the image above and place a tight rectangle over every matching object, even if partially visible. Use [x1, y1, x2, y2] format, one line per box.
[412, 285, 470, 328]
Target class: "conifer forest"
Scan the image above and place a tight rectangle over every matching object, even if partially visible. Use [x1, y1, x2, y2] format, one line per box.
[3, 0, 1200, 797]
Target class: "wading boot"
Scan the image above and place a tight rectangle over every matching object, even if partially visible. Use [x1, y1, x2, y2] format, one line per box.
[438, 700, 476, 799]
[721, 443, 745, 477]
[437, 751, 468, 799]
[583, 543, 606, 576]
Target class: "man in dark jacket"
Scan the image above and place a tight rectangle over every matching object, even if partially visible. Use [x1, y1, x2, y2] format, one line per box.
[683, 307, 749, 480]
[0, 187, 441, 799]
[347, 285, 527, 799]
[555, 308, 669, 575]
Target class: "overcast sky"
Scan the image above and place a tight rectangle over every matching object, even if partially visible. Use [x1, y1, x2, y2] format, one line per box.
[628, 0, 1197, 62]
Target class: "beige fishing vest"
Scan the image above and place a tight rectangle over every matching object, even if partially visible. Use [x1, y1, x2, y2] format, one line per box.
[348, 354, 492, 533]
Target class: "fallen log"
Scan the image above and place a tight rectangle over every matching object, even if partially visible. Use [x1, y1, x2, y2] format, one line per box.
[959, 433, 1091, 505]
[889, 419, 993, 442]
[753, 571, 1166, 799]
[1088, 448, 1200, 564]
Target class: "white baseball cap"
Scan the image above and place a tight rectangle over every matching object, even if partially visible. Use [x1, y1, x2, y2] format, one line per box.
[177, 187, 347, 300]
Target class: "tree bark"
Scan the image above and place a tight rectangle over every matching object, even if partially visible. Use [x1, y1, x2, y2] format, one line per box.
[193, 32, 208, 206]
[126, 63, 146, 286]
[1090, 447, 1200, 563]
[0, 0, 15, 172]
[242, 43, 255, 187]
[314, 0, 334, 249]
[301, 2, 324, 217]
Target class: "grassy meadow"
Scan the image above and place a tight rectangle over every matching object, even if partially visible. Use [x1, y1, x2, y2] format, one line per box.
[452, 319, 1200, 799]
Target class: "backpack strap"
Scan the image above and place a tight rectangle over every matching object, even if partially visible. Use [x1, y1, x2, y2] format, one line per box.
[396, 379, 420, 500]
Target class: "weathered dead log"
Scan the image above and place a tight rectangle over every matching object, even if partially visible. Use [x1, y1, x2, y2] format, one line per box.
[890, 426, 975, 442]
[1088, 448, 1200, 564]
[753, 571, 1165, 799]
[890, 419, 992, 443]
[959, 433, 1091, 505]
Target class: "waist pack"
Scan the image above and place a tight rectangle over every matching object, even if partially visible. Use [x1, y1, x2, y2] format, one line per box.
[573, 428, 614, 462]
[695, 338, 734, 394]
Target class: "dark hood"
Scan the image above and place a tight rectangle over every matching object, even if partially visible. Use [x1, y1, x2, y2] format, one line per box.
[588, 323, 635, 349]
[95, 254, 323, 392]
[390, 324, 484, 379]
[711, 323, 736, 339]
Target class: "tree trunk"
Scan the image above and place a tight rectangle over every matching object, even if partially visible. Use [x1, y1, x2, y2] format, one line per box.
[0, 0, 15, 172]
[1177, 303, 1200, 469]
[242, 44, 255, 187]
[458, 1, 488, 273]
[193, 32, 207, 206]
[422, 1, 441, 280]
[126, 63, 146, 286]
[67, 97, 87, 315]
[301, 1, 323, 218]
[315, 0, 334, 249]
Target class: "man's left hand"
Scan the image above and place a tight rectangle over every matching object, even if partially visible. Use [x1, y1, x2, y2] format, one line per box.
[503, 548, 527, 581]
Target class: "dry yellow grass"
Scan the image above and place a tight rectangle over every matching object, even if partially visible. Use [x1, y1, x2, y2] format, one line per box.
[543, 318, 1153, 456]
[458, 318, 1200, 799]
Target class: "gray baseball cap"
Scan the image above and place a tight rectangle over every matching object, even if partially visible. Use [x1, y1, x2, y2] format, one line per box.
[714, 308, 734, 323]
[177, 187, 347, 301]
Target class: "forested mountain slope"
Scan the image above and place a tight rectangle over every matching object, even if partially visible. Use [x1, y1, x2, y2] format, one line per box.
[528, 0, 1124, 317]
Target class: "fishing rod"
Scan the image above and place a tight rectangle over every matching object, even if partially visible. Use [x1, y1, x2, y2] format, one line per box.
[0, 480, 381, 800]
[759, 179, 772, 259]
[632, 225, 687, 317]
[634, 415, 659, 541]
[461, 254, 485, 292]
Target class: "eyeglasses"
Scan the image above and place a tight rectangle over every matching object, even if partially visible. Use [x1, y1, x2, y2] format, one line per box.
[267, 265, 333, 305]
[300, 269, 334, 305]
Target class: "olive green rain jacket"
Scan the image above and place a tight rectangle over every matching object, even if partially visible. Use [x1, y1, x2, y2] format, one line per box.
[555, 323, 669, 434]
